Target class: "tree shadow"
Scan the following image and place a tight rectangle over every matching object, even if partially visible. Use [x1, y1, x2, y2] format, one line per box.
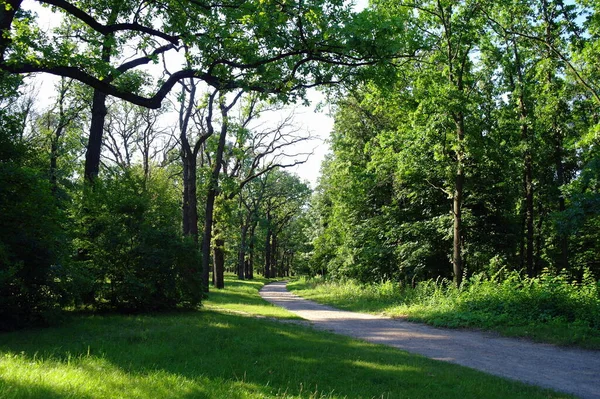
[0, 310, 570, 399]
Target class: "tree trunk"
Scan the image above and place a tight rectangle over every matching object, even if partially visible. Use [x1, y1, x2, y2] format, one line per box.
[49, 80, 71, 196]
[83, 7, 120, 183]
[182, 152, 198, 241]
[512, 39, 535, 277]
[201, 97, 230, 292]
[535, 200, 545, 272]
[451, 40, 466, 287]
[523, 144, 535, 277]
[238, 223, 248, 280]
[213, 236, 225, 289]
[542, 0, 568, 271]
[50, 128, 62, 196]
[202, 188, 217, 292]
[453, 120, 464, 287]
[270, 233, 277, 278]
[0, 1, 22, 62]
[84, 90, 107, 182]
[247, 222, 257, 279]
[556, 140, 568, 270]
[264, 227, 272, 278]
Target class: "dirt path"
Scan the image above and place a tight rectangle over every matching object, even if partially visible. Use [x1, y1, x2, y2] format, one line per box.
[259, 281, 600, 399]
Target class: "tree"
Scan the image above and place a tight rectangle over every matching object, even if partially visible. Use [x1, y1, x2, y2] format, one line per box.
[73, 167, 202, 311]
[2, 0, 409, 182]
[216, 98, 312, 283]
[37, 78, 87, 195]
[102, 97, 171, 181]
[259, 170, 311, 278]
[371, 0, 483, 285]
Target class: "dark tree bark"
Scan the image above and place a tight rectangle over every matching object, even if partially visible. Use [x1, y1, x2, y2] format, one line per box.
[513, 39, 536, 277]
[83, 6, 121, 183]
[264, 219, 272, 278]
[247, 221, 257, 279]
[201, 147, 220, 291]
[213, 236, 225, 289]
[182, 153, 199, 240]
[0, 1, 22, 63]
[48, 80, 73, 195]
[555, 137, 569, 270]
[84, 90, 107, 182]
[270, 233, 277, 278]
[542, 0, 569, 271]
[179, 80, 202, 242]
[238, 223, 248, 280]
[201, 91, 243, 292]
[440, 3, 473, 287]
[452, 113, 465, 287]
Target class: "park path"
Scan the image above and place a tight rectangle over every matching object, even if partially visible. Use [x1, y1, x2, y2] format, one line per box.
[259, 281, 600, 399]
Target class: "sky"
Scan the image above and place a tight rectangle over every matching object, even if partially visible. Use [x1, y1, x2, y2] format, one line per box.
[22, 0, 370, 188]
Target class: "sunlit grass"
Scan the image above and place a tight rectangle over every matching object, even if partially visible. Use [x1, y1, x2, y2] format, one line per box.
[203, 276, 301, 319]
[0, 275, 573, 398]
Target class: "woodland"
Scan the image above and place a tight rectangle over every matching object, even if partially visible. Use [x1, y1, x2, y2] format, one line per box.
[1, 0, 599, 333]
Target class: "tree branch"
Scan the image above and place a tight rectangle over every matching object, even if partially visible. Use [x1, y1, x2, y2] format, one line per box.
[37, 0, 180, 44]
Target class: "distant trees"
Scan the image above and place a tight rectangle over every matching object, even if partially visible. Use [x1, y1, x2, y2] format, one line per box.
[0, 72, 315, 329]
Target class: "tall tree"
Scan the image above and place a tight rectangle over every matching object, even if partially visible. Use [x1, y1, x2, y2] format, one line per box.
[386, 0, 483, 285]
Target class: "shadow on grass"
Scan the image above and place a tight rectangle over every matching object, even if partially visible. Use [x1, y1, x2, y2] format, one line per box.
[0, 310, 571, 399]
[0, 378, 94, 399]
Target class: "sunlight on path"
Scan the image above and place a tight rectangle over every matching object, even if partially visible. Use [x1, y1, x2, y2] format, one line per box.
[260, 281, 600, 399]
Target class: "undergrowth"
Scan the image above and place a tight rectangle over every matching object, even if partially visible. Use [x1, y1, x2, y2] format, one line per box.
[288, 269, 600, 349]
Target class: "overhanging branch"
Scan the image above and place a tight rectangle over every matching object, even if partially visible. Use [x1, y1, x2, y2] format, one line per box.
[37, 0, 180, 45]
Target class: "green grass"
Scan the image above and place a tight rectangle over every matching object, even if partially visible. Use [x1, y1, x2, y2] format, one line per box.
[288, 273, 600, 349]
[0, 275, 573, 398]
[203, 276, 300, 319]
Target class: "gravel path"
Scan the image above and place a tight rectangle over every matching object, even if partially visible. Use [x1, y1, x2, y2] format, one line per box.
[259, 281, 600, 399]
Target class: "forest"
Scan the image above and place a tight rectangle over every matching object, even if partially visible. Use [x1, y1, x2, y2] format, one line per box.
[1, 0, 599, 333]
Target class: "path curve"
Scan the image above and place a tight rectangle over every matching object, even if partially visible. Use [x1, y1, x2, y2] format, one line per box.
[260, 281, 600, 399]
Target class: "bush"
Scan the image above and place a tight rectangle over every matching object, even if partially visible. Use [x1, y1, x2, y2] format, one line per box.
[295, 269, 600, 334]
[72, 168, 202, 311]
[0, 135, 64, 330]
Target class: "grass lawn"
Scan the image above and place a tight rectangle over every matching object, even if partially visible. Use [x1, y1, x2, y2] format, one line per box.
[287, 278, 600, 350]
[0, 275, 573, 398]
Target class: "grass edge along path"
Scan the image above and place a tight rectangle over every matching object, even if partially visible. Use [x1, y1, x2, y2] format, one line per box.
[287, 274, 600, 350]
[0, 275, 573, 399]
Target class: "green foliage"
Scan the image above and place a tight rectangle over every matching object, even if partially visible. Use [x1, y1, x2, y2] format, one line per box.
[72, 168, 202, 311]
[556, 151, 600, 275]
[310, 0, 600, 287]
[2, 0, 409, 108]
[0, 72, 67, 330]
[0, 159, 64, 329]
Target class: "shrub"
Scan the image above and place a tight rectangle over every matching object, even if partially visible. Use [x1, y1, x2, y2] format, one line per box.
[72, 168, 202, 311]
[0, 138, 64, 330]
